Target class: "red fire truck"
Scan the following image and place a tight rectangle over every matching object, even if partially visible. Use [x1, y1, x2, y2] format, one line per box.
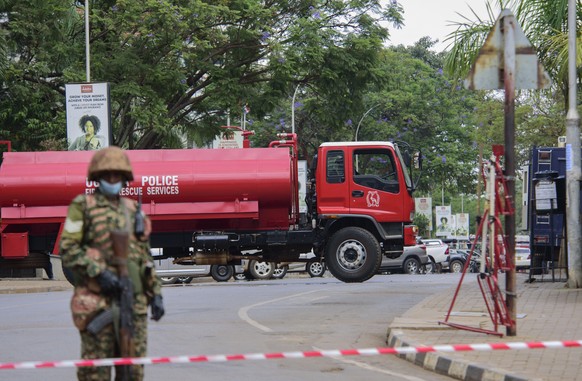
[0, 134, 419, 283]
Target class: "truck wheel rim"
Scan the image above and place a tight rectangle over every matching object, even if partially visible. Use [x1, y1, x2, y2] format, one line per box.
[336, 240, 366, 270]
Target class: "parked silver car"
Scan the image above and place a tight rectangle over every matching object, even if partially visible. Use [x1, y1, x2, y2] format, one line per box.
[152, 249, 243, 284]
[377, 245, 429, 274]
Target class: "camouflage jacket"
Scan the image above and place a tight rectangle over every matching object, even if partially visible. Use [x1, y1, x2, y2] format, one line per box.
[60, 192, 161, 319]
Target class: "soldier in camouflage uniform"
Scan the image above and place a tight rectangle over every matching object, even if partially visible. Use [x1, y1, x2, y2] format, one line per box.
[60, 146, 164, 381]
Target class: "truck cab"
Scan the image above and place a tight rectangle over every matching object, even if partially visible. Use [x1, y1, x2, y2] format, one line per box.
[305, 141, 418, 282]
[316, 142, 414, 222]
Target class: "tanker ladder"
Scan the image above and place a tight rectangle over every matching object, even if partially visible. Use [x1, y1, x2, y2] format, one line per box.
[439, 145, 515, 336]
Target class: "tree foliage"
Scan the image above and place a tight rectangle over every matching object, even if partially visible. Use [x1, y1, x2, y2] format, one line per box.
[0, 0, 404, 151]
[444, 0, 582, 108]
[358, 40, 481, 196]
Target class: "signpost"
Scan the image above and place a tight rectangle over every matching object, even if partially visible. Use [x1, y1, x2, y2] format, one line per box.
[465, 9, 551, 336]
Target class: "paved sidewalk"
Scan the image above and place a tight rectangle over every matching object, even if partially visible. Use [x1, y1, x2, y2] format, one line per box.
[387, 272, 582, 381]
[0, 278, 73, 294]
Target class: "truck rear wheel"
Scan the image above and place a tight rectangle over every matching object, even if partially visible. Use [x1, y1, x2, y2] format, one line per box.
[325, 227, 381, 283]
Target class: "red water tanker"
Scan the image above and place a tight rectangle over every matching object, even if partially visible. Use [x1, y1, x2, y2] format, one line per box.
[0, 135, 419, 283]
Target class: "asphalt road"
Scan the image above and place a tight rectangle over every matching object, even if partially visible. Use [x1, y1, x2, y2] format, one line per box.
[0, 273, 461, 381]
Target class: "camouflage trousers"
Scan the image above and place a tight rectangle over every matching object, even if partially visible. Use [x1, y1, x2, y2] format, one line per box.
[78, 313, 148, 381]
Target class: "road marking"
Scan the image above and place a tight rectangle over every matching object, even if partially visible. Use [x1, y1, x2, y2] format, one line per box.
[238, 290, 322, 332]
[321, 352, 429, 381]
[309, 295, 329, 302]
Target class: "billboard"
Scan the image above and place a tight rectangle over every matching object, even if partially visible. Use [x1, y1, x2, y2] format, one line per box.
[66, 83, 111, 151]
[454, 213, 470, 239]
[212, 127, 244, 149]
[415, 197, 433, 231]
[435, 205, 452, 237]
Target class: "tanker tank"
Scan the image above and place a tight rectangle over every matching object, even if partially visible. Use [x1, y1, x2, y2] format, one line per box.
[0, 148, 294, 231]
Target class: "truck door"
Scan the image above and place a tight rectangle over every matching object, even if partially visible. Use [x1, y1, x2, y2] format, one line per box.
[316, 149, 351, 214]
[349, 148, 404, 222]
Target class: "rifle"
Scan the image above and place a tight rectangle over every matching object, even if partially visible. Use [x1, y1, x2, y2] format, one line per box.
[86, 308, 113, 336]
[110, 229, 134, 381]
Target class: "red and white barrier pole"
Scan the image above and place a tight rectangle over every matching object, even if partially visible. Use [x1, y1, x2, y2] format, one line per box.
[1, 340, 581, 370]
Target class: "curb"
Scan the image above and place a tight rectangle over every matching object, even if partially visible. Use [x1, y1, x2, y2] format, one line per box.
[0, 280, 72, 295]
[386, 328, 536, 381]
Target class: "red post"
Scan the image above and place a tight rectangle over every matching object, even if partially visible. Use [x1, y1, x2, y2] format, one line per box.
[0, 140, 12, 152]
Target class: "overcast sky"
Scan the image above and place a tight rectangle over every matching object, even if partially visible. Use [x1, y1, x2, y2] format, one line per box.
[387, 0, 500, 52]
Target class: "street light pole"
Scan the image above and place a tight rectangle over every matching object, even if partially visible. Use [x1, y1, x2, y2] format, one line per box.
[85, 1, 90, 82]
[354, 104, 380, 141]
[291, 84, 300, 135]
[566, 0, 582, 288]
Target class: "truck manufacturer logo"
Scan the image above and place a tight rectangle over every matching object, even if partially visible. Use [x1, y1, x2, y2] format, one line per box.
[366, 191, 380, 208]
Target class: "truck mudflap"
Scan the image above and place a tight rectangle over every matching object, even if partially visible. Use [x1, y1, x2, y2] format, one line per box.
[324, 227, 382, 283]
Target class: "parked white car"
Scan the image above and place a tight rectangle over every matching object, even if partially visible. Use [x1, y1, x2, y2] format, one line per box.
[420, 238, 449, 272]
[515, 246, 531, 270]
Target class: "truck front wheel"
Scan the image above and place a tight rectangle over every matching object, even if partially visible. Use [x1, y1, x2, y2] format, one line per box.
[325, 227, 381, 283]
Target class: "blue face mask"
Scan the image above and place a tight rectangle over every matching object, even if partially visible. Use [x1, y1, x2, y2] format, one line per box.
[99, 179, 123, 196]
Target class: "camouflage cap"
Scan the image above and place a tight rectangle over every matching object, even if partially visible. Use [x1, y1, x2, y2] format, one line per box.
[87, 146, 134, 181]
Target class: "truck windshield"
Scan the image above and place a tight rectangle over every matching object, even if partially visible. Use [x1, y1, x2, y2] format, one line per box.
[394, 144, 413, 190]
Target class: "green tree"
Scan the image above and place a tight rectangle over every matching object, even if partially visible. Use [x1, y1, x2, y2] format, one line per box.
[0, 1, 77, 151]
[444, 0, 581, 108]
[413, 213, 430, 238]
[441, 0, 573, 215]
[354, 41, 481, 197]
[0, 0, 404, 151]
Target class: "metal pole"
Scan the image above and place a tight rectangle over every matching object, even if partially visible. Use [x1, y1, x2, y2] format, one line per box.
[441, 185, 444, 205]
[503, 14, 517, 336]
[243, 106, 246, 131]
[566, 0, 582, 288]
[291, 84, 300, 135]
[354, 104, 380, 141]
[85, 1, 90, 82]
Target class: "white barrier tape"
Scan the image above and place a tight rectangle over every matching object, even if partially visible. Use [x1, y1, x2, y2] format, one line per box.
[1, 340, 581, 370]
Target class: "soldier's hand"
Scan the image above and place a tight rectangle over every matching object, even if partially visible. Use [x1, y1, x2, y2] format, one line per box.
[150, 294, 165, 321]
[97, 270, 121, 295]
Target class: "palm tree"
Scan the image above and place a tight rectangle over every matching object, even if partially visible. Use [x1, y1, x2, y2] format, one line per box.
[443, 0, 581, 107]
